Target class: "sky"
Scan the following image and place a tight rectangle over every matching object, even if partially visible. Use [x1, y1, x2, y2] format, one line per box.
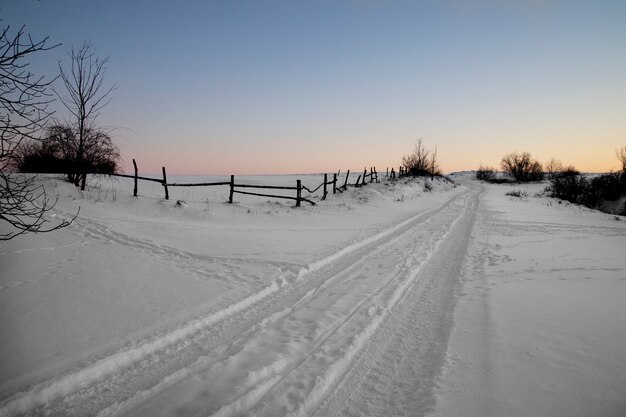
[3, 0, 626, 175]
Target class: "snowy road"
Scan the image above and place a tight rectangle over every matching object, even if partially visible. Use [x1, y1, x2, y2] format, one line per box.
[1, 183, 478, 417]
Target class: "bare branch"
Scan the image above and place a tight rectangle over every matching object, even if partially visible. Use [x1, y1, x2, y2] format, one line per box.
[1, 22, 73, 239]
[53, 42, 116, 185]
[616, 145, 626, 172]
[501, 152, 544, 182]
[15, 123, 120, 180]
[402, 138, 436, 177]
[545, 158, 563, 180]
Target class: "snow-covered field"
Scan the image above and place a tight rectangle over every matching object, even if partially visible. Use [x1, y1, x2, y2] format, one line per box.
[433, 178, 626, 417]
[1, 174, 624, 416]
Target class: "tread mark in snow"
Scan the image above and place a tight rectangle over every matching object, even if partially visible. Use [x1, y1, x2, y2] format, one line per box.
[0, 188, 478, 417]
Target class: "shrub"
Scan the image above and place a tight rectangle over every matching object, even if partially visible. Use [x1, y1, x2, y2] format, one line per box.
[559, 166, 580, 177]
[585, 172, 625, 205]
[16, 124, 119, 181]
[549, 149, 626, 214]
[506, 189, 528, 198]
[545, 158, 563, 179]
[402, 139, 441, 178]
[501, 152, 544, 182]
[550, 171, 626, 213]
[550, 172, 588, 204]
[476, 165, 496, 182]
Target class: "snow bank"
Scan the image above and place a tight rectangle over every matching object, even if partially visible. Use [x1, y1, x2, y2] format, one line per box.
[432, 180, 626, 417]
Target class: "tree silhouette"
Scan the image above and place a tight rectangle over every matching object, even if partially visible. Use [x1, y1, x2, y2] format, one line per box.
[501, 152, 544, 182]
[402, 139, 432, 176]
[544, 158, 563, 180]
[16, 124, 120, 179]
[54, 42, 115, 187]
[617, 146, 626, 172]
[1, 23, 75, 240]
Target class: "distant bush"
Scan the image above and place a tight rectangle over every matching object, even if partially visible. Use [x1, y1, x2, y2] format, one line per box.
[585, 172, 626, 204]
[559, 166, 580, 177]
[16, 124, 119, 183]
[505, 189, 528, 198]
[550, 170, 626, 214]
[476, 165, 496, 182]
[475, 166, 512, 183]
[544, 158, 563, 180]
[501, 152, 544, 182]
[550, 172, 588, 204]
[402, 139, 441, 178]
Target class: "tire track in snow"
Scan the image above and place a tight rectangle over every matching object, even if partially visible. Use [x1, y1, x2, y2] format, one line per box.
[108, 190, 475, 417]
[69, 216, 297, 285]
[96, 195, 468, 417]
[205, 253, 415, 417]
[258, 190, 478, 417]
[0, 188, 470, 417]
[315, 187, 480, 416]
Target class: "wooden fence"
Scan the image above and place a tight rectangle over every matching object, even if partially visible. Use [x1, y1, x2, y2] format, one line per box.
[82, 160, 390, 207]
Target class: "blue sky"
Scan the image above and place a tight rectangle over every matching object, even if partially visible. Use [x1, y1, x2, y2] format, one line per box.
[3, 0, 626, 174]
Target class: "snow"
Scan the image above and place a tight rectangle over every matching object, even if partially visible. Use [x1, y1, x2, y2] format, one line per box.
[432, 180, 626, 417]
[1, 173, 625, 416]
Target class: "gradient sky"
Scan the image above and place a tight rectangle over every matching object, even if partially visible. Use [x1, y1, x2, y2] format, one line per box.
[4, 0, 626, 175]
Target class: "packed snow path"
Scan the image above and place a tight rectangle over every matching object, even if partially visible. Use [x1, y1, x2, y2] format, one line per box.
[1, 185, 478, 417]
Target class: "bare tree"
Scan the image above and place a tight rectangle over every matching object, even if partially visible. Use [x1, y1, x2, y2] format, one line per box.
[402, 138, 432, 176]
[16, 123, 120, 179]
[54, 42, 115, 186]
[429, 146, 440, 180]
[545, 158, 563, 179]
[1, 23, 74, 240]
[1, 24, 58, 169]
[617, 146, 626, 172]
[501, 152, 544, 182]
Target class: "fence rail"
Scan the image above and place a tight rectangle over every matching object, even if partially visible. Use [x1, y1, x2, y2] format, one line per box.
[168, 181, 231, 187]
[83, 159, 399, 207]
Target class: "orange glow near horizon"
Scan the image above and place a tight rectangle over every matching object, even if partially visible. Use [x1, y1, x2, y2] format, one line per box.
[6, 1, 625, 179]
[119, 137, 624, 177]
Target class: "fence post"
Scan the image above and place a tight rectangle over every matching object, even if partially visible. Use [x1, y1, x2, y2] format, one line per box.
[374, 167, 378, 183]
[133, 159, 138, 197]
[296, 179, 301, 207]
[333, 173, 337, 194]
[229, 175, 234, 203]
[344, 170, 350, 188]
[162, 166, 169, 200]
[362, 168, 367, 186]
[323, 173, 328, 200]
